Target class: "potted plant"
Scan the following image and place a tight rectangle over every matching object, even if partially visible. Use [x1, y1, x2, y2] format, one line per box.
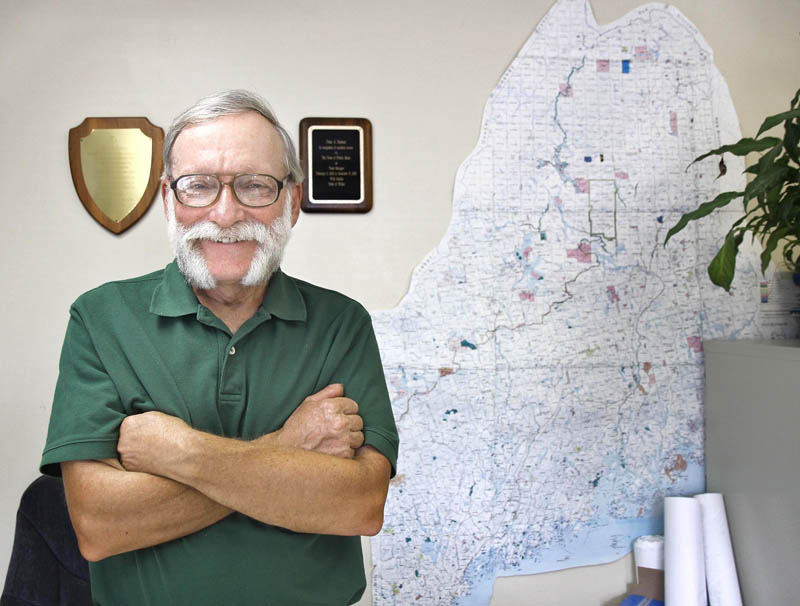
[665, 88, 800, 291]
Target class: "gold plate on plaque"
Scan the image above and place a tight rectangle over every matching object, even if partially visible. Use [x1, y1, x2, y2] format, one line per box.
[68, 117, 164, 234]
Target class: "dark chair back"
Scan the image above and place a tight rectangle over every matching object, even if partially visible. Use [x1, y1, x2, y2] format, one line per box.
[1, 476, 91, 606]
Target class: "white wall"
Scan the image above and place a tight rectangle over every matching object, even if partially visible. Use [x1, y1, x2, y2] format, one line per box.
[1, 0, 797, 603]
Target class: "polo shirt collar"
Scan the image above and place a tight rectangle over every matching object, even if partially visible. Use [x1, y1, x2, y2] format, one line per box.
[260, 268, 307, 322]
[150, 261, 200, 317]
[149, 260, 307, 322]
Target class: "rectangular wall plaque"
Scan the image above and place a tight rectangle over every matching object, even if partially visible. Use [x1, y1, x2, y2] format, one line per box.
[299, 117, 372, 213]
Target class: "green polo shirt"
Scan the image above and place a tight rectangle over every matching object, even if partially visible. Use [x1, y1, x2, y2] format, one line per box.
[41, 261, 399, 606]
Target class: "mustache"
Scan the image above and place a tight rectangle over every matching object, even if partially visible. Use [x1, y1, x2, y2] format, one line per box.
[182, 220, 272, 245]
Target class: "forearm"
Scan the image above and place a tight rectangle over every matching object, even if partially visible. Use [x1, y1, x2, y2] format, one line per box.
[114, 387, 390, 537]
[62, 458, 232, 561]
[159, 435, 390, 536]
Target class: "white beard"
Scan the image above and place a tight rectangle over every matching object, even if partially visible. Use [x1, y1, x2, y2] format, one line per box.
[166, 193, 293, 290]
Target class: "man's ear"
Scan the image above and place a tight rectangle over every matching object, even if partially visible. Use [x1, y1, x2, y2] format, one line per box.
[290, 182, 302, 226]
[161, 178, 171, 214]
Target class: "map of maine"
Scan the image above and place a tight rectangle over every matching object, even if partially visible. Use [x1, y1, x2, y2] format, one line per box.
[370, 0, 791, 603]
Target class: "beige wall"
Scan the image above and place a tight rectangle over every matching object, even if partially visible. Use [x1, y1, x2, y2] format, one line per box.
[1, 0, 797, 603]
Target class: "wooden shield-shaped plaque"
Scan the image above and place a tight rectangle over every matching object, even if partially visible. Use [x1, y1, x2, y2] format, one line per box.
[68, 117, 164, 234]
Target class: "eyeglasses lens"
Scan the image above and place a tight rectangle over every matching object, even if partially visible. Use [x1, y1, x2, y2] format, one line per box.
[233, 174, 280, 206]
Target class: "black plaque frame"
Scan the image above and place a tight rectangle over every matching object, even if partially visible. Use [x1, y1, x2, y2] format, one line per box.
[299, 117, 373, 213]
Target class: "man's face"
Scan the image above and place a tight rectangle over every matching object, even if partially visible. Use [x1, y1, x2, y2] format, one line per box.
[161, 112, 302, 289]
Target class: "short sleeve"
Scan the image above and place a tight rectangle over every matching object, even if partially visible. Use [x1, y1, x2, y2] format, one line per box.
[40, 304, 126, 476]
[319, 304, 399, 476]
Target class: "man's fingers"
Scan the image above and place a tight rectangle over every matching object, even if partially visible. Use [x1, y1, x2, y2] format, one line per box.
[339, 398, 359, 415]
[305, 383, 344, 402]
[284, 387, 363, 458]
[350, 431, 365, 449]
[349, 414, 364, 431]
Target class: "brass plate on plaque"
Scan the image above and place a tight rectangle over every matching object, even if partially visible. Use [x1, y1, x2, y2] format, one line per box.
[68, 117, 164, 234]
[299, 117, 372, 213]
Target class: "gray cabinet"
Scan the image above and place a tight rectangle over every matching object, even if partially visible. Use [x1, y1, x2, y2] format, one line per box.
[704, 340, 800, 604]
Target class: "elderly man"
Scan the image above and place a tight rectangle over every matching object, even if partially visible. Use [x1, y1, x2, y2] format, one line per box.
[40, 90, 399, 605]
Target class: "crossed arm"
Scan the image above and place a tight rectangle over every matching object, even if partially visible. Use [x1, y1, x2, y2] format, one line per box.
[62, 384, 391, 562]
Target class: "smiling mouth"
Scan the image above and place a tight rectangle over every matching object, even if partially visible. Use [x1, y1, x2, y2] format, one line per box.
[194, 237, 254, 244]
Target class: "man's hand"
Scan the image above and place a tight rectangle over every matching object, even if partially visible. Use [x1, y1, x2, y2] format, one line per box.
[118, 411, 192, 476]
[270, 383, 364, 458]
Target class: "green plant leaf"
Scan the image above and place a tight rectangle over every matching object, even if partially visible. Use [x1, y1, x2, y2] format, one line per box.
[730, 214, 747, 230]
[757, 190, 767, 211]
[783, 186, 800, 218]
[742, 145, 792, 205]
[743, 165, 791, 205]
[779, 190, 800, 225]
[792, 87, 800, 109]
[707, 231, 743, 291]
[783, 241, 800, 272]
[744, 215, 769, 234]
[766, 182, 782, 211]
[664, 190, 743, 244]
[760, 226, 790, 272]
[756, 109, 800, 138]
[689, 137, 781, 166]
[757, 141, 785, 169]
[784, 121, 800, 164]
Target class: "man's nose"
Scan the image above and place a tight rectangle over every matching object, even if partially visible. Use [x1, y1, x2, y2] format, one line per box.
[208, 182, 245, 227]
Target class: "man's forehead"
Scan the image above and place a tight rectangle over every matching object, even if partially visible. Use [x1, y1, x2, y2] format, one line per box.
[171, 112, 285, 170]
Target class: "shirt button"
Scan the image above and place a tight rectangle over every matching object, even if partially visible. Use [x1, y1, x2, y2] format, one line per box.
[229, 346, 236, 356]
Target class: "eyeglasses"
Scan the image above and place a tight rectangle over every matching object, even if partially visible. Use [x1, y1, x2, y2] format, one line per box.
[169, 173, 286, 208]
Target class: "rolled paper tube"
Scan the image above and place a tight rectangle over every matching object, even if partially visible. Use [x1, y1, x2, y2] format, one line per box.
[694, 493, 743, 606]
[664, 496, 707, 606]
[633, 535, 664, 571]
